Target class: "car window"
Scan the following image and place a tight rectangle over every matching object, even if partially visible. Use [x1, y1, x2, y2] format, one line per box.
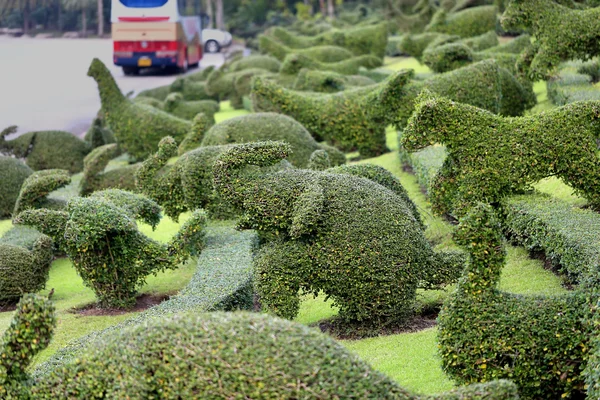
[119, 0, 168, 7]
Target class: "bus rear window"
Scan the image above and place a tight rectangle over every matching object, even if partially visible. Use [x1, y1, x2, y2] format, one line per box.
[119, 0, 168, 7]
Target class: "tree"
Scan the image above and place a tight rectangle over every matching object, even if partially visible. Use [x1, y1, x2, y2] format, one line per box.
[203, 0, 213, 28]
[97, 0, 103, 36]
[0, 0, 50, 33]
[214, 0, 224, 29]
[61, 0, 95, 35]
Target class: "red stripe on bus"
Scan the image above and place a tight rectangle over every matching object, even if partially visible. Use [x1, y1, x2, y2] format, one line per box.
[118, 17, 169, 22]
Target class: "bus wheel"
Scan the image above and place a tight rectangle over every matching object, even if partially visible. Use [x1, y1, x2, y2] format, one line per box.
[123, 66, 139, 76]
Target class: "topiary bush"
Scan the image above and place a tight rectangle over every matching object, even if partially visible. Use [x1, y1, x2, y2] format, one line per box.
[293, 68, 376, 93]
[200, 113, 346, 168]
[279, 53, 383, 75]
[136, 84, 171, 101]
[15, 191, 208, 309]
[547, 61, 600, 106]
[214, 141, 465, 325]
[88, 58, 191, 161]
[26, 311, 520, 399]
[177, 113, 215, 155]
[0, 126, 91, 173]
[13, 169, 71, 215]
[501, 0, 600, 79]
[169, 77, 216, 101]
[0, 155, 33, 218]
[251, 70, 413, 157]
[425, 5, 498, 37]
[479, 33, 530, 55]
[83, 117, 116, 149]
[0, 230, 53, 304]
[398, 32, 455, 60]
[163, 92, 219, 122]
[0, 294, 55, 398]
[228, 54, 281, 73]
[258, 35, 355, 62]
[80, 144, 140, 195]
[402, 91, 600, 217]
[132, 95, 164, 109]
[459, 30, 499, 51]
[422, 43, 474, 73]
[438, 202, 594, 399]
[205, 67, 273, 108]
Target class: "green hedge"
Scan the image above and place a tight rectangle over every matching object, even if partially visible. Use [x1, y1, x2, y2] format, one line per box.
[422, 43, 474, 73]
[185, 65, 216, 82]
[163, 92, 219, 121]
[136, 84, 171, 101]
[501, 193, 600, 288]
[0, 156, 33, 218]
[501, 0, 600, 79]
[398, 32, 454, 60]
[228, 54, 281, 73]
[293, 68, 375, 92]
[480, 34, 530, 55]
[177, 113, 214, 154]
[402, 91, 600, 216]
[88, 58, 191, 161]
[80, 144, 139, 195]
[214, 141, 464, 325]
[0, 127, 90, 173]
[15, 191, 207, 309]
[201, 112, 346, 168]
[258, 35, 355, 62]
[206, 67, 273, 108]
[251, 70, 412, 157]
[32, 222, 257, 380]
[0, 229, 53, 304]
[438, 203, 594, 399]
[169, 77, 217, 101]
[426, 6, 498, 38]
[13, 169, 71, 215]
[279, 53, 382, 75]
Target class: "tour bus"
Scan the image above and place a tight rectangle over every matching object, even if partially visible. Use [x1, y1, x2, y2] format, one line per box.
[111, 0, 203, 75]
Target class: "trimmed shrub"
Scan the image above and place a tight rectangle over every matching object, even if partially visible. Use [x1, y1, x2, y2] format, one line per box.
[0, 230, 53, 304]
[251, 70, 413, 157]
[258, 35, 354, 62]
[0, 127, 90, 173]
[185, 65, 216, 82]
[15, 192, 208, 309]
[0, 156, 33, 218]
[293, 69, 375, 92]
[501, 0, 600, 79]
[280, 53, 383, 75]
[205, 68, 273, 108]
[480, 34, 530, 54]
[402, 91, 600, 216]
[501, 193, 600, 288]
[136, 137, 237, 221]
[459, 30, 498, 51]
[83, 117, 116, 148]
[201, 113, 346, 168]
[32, 222, 258, 379]
[228, 54, 281, 73]
[88, 58, 191, 160]
[132, 95, 164, 109]
[80, 144, 140, 195]
[177, 113, 214, 155]
[233, 69, 278, 104]
[0, 294, 55, 398]
[386, 35, 406, 56]
[547, 61, 600, 106]
[425, 6, 498, 38]
[438, 203, 594, 399]
[398, 32, 457, 60]
[169, 77, 216, 101]
[136, 84, 171, 101]
[163, 93, 219, 121]
[398, 143, 447, 195]
[214, 141, 465, 325]
[422, 43, 473, 73]
[13, 169, 71, 215]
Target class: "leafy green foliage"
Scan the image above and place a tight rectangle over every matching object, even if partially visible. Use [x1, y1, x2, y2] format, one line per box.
[438, 203, 594, 399]
[426, 6, 498, 37]
[80, 144, 139, 195]
[177, 113, 214, 155]
[83, 118, 116, 149]
[13, 169, 70, 216]
[214, 141, 464, 325]
[279, 52, 383, 75]
[422, 43, 474, 73]
[547, 61, 600, 106]
[0, 294, 55, 398]
[15, 191, 207, 309]
[501, 0, 600, 79]
[259, 35, 355, 62]
[201, 112, 346, 168]
[88, 58, 191, 160]
[0, 156, 32, 218]
[0, 127, 90, 173]
[206, 67, 273, 108]
[163, 93, 219, 122]
[228, 54, 281, 73]
[402, 91, 600, 216]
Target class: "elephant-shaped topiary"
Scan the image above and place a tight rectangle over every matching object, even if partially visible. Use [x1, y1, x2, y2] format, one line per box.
[213, 141, 465, 326]
[15, 189, 207, 309]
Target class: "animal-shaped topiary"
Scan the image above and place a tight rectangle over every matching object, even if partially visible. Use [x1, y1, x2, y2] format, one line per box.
[205, 67, 274, 107]
[15, 190, 207, 308]
[402, 91, 600, 216]
[0, 294, 55, 398]
[0, 155, 32, 218]
[0, 126, 91, 173]
[228, 54, 281, 72]
[13, 169, 71, 215]
[213, 141, 465, 326]
[425, 5, 498, 38]
[29, 311, 520, 399]
[279, 53, 383, 75]
[438, 203, 595, 399]
[293, 69, 376, 93]
[163, 92, 219, 122]
[422, 43, 520, 73]
[200, 113, 347, 168]
[0, 230, 53, 304]
[83, 117, 116, 149]
[80, 144, 140, 195]
[501, 0, 600, 79]
[87, 58, 191, 160]
[258, 35, 355, 62]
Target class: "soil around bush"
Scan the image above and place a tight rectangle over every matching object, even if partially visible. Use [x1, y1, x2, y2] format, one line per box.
[73, 293, 171, 316]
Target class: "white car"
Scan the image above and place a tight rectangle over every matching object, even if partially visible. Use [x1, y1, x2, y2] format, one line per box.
[202, 29, 232, 53]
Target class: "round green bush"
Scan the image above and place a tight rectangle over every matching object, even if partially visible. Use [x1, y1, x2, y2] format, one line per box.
[0, 156, 33, 218]
[422, 43, 474, 73]
[201, 113, 346, 168]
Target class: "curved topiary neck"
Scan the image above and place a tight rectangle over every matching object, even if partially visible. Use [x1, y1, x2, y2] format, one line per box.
[88, 58, 126, 111]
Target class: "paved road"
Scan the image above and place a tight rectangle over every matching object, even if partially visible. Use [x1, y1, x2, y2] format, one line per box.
[0, 37, 224, 138]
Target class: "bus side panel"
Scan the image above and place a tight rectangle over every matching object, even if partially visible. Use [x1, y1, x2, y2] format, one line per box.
[112, 22, 178, 41]
[180, 16, 202, 64]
